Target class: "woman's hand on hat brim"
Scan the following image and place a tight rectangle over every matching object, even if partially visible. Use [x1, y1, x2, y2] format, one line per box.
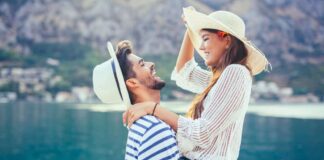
[182, 13, 187, 25]
[182, 6, 196, 27]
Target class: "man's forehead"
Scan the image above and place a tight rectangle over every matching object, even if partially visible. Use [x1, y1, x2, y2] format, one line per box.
[128, 54, 143, 64]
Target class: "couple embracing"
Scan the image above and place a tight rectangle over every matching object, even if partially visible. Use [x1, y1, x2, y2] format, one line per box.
[93, 7, 270, 160]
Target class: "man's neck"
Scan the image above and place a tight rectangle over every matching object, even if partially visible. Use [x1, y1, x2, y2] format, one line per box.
[133, 89, 160, 104]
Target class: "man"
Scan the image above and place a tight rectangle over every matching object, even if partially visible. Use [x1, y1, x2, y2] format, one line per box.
[93, 40, 180, 160]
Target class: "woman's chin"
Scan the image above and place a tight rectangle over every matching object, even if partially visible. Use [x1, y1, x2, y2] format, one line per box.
[204, 60, 213, 66]
[204, 58, 219, 67]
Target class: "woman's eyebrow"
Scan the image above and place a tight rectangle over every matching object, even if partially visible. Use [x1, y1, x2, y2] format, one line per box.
[201, 33, 209, 39]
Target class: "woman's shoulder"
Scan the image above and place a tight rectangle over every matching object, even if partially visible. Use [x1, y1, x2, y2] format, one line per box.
[223, 64, 250, 76]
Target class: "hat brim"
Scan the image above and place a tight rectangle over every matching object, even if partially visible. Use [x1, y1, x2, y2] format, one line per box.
[107, 42, 131, 106]
[183, 8, 269, 75]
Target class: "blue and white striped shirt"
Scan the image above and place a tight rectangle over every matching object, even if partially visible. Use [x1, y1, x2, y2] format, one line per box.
[125, 115, 180, 160]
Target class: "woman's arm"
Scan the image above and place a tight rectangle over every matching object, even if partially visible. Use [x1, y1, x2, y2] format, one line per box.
[171, 31, 212, 93]
[151, 103, 179, 131]
[124, 102, 179, 131]
[175, 30, 194, 72]
[171, 59, 212, 93]
[172, 10, 212, 93]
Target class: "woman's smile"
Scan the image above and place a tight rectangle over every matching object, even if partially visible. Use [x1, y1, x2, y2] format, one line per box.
[204, 52, 210, 59]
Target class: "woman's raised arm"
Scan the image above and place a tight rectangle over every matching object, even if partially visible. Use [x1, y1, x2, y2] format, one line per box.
[175, 30, 195, 72]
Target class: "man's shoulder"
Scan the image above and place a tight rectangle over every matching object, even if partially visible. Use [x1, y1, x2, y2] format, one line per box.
[129, 115, 172, 137]
[139, 115, 161, 124]
[127, 116, 179, 160]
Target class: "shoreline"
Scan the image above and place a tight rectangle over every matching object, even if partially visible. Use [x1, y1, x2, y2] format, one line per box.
[71, 101, 324, 120]
[1, 101, 323, 119]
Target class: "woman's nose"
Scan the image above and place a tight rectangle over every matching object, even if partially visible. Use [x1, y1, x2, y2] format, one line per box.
[199, 42, 205, 51]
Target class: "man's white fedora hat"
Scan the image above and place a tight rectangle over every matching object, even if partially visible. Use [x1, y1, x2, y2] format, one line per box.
[183, 7, 270, 75]
[92, 42, 131, 106]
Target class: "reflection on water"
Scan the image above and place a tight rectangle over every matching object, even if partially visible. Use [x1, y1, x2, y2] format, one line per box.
[0, 103, 323, 160]
[240, 114, 324, 160]
[0, 103, 128, 160]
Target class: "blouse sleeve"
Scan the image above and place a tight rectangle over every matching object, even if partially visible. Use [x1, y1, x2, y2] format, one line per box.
[171, 58, 212, 94]
[176, 64, 252, 148]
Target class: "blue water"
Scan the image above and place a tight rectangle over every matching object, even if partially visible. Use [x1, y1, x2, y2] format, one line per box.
[0, 103, 323, 160]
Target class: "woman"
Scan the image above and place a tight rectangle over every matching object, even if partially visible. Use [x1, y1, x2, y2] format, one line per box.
[123, 7, 270, 160]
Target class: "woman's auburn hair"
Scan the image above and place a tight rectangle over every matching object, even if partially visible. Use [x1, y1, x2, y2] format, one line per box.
[186, 29, 252, 119]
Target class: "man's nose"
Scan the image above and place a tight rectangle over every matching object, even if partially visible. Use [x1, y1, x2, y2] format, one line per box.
[146, 62, 155, 68]
[149, 62, 155, 68]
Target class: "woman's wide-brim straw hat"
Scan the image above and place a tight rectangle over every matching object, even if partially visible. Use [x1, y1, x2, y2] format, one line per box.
[183, 7, 270, 75]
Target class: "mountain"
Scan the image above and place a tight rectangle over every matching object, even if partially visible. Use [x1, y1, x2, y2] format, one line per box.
[0, 0, 323, 101]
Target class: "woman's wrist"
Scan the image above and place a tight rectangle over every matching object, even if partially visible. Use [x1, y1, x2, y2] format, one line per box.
[145, 102, 155, 115]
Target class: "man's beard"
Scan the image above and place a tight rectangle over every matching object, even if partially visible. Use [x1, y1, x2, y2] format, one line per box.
[140, 78, 166, 90]
[151, 80, 166, 90]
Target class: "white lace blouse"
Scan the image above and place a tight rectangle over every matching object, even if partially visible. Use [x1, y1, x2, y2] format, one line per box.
[171, 58, 252, 160]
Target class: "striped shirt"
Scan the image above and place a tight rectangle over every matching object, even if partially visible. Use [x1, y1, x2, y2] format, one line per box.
[171, 58, 252, 160]
[125, 115, 180, 160]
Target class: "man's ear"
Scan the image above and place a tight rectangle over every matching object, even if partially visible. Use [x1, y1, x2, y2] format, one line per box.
[125, 78, 140, 89]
